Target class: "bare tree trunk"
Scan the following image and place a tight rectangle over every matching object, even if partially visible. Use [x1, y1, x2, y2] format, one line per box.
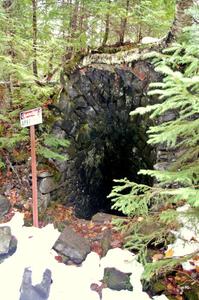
[70, 0, 79, 37]
[136, 24, 142, 43]
[102, 0, 111, 47]
[167, 0, 193, 42]
[79, 0, 85, 33]
[32, 0, 38, 77]
[78, 0, 88, 50]
[2, 0, 15, 107]
[119, 0, 129, 45]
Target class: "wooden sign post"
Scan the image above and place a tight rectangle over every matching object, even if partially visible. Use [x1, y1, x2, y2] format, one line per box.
[20, 107, 42, 227]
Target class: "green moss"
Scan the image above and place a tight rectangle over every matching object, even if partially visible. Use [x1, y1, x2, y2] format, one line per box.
[103, 268, 133, 291]
[64, 51, 88, 76]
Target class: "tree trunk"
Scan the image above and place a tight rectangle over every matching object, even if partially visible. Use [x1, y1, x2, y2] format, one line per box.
[102, 0, 111, 47]
[167, 0, 193, 42]
[70, 0, 79, 37]
[119, 0, 129, 45]
[2, 0, 15, 107]
[32, 0, 38, 77]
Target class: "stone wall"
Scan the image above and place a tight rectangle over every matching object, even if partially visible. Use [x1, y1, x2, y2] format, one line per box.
[52, 58, 161, 219]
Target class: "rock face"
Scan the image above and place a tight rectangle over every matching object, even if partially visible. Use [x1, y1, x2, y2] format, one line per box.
[0, 194, 10, 218]
[53, 226, 91, 264]
[54, 60, 160, 219]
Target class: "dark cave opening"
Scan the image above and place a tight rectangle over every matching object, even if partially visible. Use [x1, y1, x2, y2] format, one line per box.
[69, 114, 155, 219]
[100, 131, 154, 211]
[58, 62, 159, 219]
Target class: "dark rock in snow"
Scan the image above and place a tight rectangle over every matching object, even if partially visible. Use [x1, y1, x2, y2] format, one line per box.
[0, 226, 12, 255]
[0, 226, 17, 261]
[19, 268, 52, 300]
[53, 225, 91, 264]
[103, 267, 133, 291]
[0, 194, 10, 218]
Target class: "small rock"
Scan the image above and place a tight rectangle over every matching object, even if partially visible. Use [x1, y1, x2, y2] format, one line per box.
[0, 194, 10, 218]
[159, 111, 176, 123]
[37, 172, 53, 178]
[103, 267, 133, 291]
[0, 226, 17, 262]
[53, 226, 91, 264]
[101, 228, 112, 257]
[153, 162, 171, 171]
[92, 213, 113, 224]
[38, 192, 51, 212]
[39, 177, 57, 194]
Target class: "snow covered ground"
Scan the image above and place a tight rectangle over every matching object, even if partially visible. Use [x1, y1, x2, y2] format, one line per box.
[0, 212, 169, 300]
[166, 205, 199, 257]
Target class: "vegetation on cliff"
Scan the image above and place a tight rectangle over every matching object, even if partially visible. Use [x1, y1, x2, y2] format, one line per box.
[109, 5, 199, 288]
[0, 1, 198, 297]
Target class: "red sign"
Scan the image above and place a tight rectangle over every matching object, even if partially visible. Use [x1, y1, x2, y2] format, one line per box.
[20, 107, 42, 128]
[20, 107, 42, 227]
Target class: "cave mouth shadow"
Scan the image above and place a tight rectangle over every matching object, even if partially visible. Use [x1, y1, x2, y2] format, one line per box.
[59, 63, 159, 220]
[73, 118, 155, 220]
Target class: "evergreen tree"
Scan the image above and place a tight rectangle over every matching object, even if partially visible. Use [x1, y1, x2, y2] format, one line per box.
[109, 3, 199, 274]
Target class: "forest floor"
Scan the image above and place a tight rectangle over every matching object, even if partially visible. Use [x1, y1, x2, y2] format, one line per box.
[0, 168, 199, 300]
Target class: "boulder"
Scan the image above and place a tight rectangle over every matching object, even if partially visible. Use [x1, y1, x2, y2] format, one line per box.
[53, 225, 91, 264]
[0, 226, 17, 261]
[39, 177, 57, 194]
[0, 194, 10, 218]
[103, 267, 133, 291]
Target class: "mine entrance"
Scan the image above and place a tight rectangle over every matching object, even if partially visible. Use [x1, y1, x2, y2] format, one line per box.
[60, 63, 158, 219]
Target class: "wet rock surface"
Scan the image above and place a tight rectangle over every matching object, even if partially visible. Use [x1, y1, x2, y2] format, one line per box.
[54, 61, 159, 219]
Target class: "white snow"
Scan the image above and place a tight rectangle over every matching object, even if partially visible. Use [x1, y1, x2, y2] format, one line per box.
[166, 205, 199, 258]
[141, 36, 162, 44]
[0, 212, 169, 300]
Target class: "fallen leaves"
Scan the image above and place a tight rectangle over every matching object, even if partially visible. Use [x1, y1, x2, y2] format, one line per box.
[152, 253, 164, 262]
[165, 248, 174, 258]
[54, 255, 63, 263]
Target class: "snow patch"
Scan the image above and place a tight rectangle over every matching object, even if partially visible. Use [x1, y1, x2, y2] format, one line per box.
[0, 212, 169, 300]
